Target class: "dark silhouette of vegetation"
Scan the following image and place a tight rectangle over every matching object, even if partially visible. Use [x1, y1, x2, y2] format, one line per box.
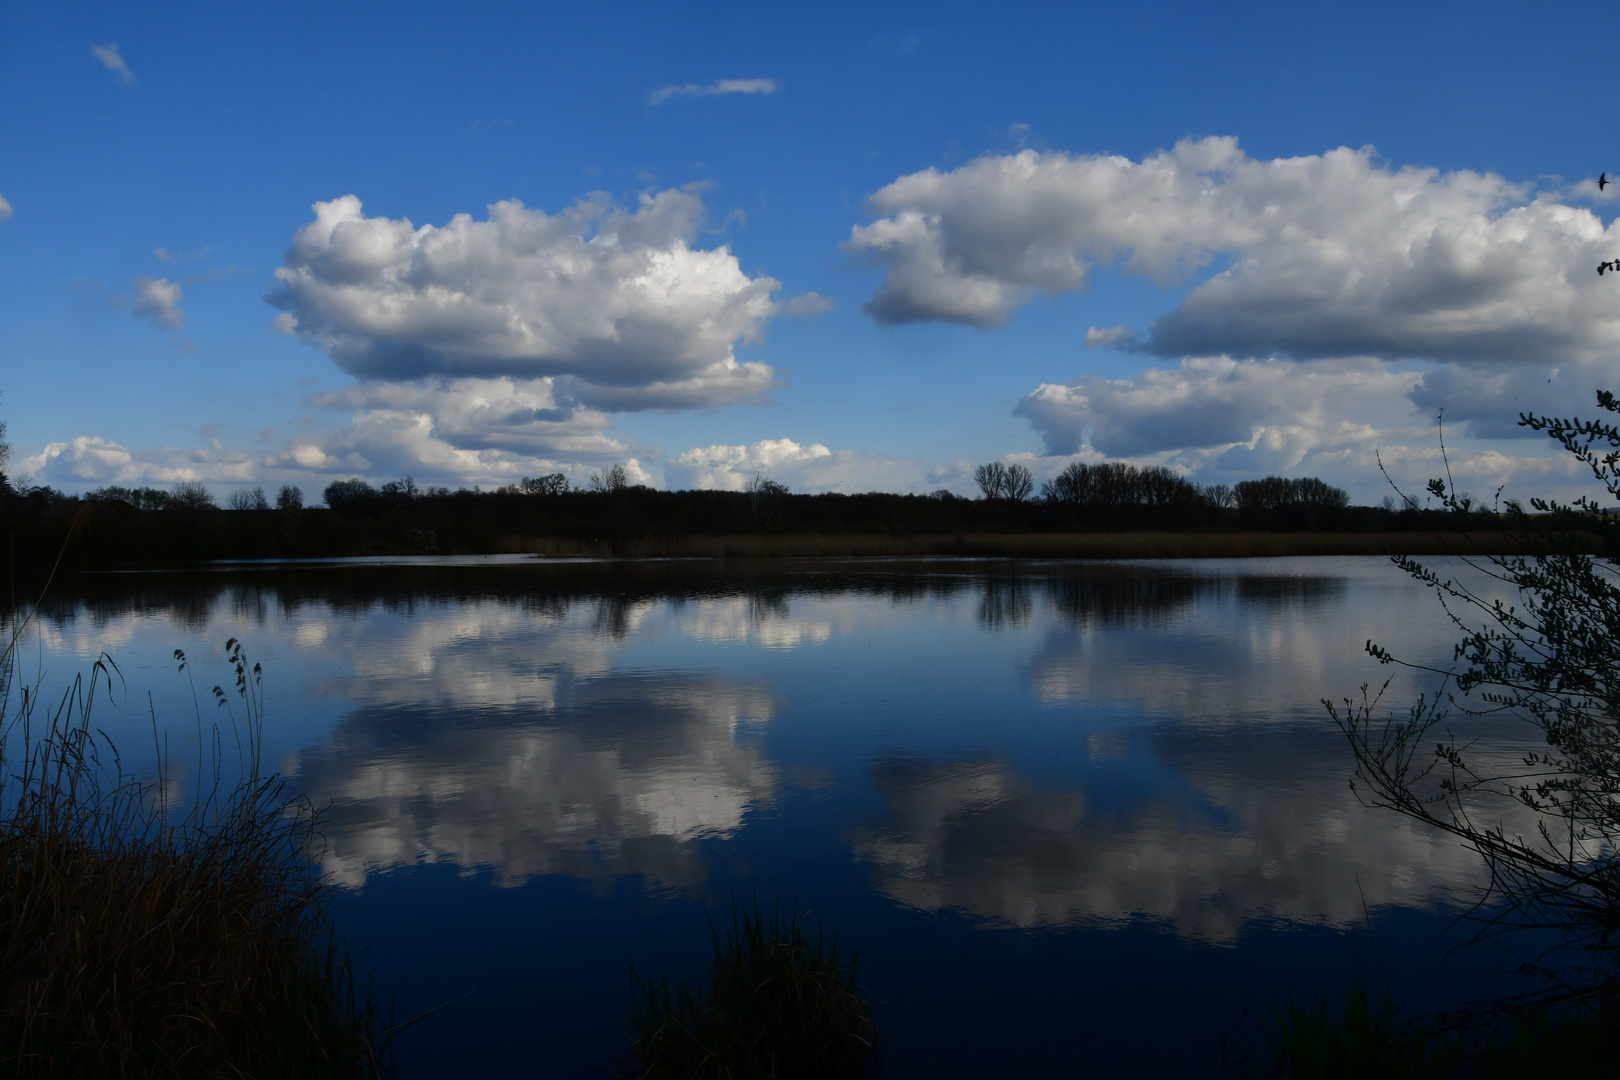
[625, 900, 876, 1079]
[518, 473, 570, 496]
[0, 446, 1520, 570]
[1236, 475, 1351, 513]
[0, 635, 391, 1077]
[1041, 460, 1205, 511]
[169, 480, 217, 512]
[1329, 392, 1620, 1030]
[973, 461, 1034, 501]
[745, 472, 789, 530]
[229, 485, 270, 511]
[1263, 980, 1616, 1078]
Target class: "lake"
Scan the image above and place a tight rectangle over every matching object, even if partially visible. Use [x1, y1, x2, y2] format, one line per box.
[16, 555, 1539, 1076]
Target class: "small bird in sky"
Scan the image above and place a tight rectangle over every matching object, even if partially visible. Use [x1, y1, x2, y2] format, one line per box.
[1601, 172, 1611, 191]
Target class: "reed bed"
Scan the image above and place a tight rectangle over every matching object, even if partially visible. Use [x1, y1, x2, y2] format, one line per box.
[498, 531, 1554, 560]
[626, 901, 876, 1080]
[0, 636, 387, 1079]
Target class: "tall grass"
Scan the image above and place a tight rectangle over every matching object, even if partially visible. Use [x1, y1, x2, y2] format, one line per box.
[626, 901, 877, 1079]
[0, 632, 389, 1078]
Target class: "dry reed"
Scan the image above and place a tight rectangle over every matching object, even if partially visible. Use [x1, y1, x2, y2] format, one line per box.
[0, 635, 387, 1078]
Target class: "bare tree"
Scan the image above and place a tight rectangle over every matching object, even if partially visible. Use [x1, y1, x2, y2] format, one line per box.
[275, 485, 304, 511]
[168, 481, 216, 512]
[227, 486, 269, 511]
[1003, 463, 1034, 502]
[973, 462, 1008, 500]
[1333, 393, 1620, 991]
[590, 464, 630, 493]
[745, 472, 788, 528]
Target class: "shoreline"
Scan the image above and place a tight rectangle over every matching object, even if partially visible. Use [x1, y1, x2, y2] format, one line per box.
[491, 530, 1563, 560]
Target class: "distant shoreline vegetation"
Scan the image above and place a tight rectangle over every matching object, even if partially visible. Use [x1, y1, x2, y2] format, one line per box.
[0, 462, 1565, 569]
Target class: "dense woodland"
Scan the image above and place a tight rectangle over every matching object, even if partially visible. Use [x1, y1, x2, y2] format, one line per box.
[0, 458, 1517, 571]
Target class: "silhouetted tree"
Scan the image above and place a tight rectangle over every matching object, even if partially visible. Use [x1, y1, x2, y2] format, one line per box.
[227, 486, 269, 511]
[322, 478, 374, 510]
[745, 472, 788, 529]
[275, 485, 304, 511]
[169, 481, 216, 512]
[1334, 391, 1620, 990]
[973, 462, 1033, 501]
[1235, 475, 1349, 511]
[378, 477, 419, 505]
[590, 464, 630, 493]
[1040, 461, 1201, 509]
[90, 486, 170, 511]
[973, 462, 1006, 500]
[518, 473, 569, 496]
[1003, 463, 1034, 502]
[0, 394, 9, 494]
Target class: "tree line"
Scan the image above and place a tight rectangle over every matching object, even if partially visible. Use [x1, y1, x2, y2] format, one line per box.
[975, 459, 1350, 514]
[0, 455, 1494, 570]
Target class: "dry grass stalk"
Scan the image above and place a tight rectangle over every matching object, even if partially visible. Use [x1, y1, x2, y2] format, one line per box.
[0, 636, 387, 1078]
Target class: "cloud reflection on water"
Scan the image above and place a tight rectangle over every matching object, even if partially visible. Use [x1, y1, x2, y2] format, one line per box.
[852, 742, 1483, 941]
[296, 673, 777, 889]
[30, 560, 1507, 942]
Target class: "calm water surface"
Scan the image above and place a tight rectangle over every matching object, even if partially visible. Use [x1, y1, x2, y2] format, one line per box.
[23, 556, 1539, 1076]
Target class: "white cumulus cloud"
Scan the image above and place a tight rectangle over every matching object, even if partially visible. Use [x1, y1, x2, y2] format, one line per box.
[665, 438, 924, 493]
[269, 189, 784, 411]
[1017, 356, 1417, 459]
[649, 78, 778, 105]
[131, 276, 183, 329]
[268, 376, 637, 486]
[1015, 355, 1595, 505]
[847, 137, 1620, 368]
[90, 43, 135, 85]
[20, 436, 253, 487]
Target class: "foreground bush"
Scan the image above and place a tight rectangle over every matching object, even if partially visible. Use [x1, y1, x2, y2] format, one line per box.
[626, 901, 877, 1079]
[0, 640, 387, 1078]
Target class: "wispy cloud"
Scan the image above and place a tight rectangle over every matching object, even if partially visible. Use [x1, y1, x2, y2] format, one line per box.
[0, 194, 11, 223]
[649, 78, 778, 106]
[154, 246, 210, 263]
[90, 43, 136, 85]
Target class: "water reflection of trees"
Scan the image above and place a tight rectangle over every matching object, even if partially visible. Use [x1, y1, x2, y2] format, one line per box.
[977, 575, 1033, 629]
[852, 742, 1485, 942]
[1040, 570, 1345, 629]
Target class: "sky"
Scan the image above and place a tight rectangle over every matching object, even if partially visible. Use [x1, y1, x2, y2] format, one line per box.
[4, 0, 1620, 505]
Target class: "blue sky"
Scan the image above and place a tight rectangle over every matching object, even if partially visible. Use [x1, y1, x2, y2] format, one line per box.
[4, 0, 1619, 503]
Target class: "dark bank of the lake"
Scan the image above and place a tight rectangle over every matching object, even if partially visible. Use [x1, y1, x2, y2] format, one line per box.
[489, 528, 1556, 559]
[17, 555, 1545, 1076]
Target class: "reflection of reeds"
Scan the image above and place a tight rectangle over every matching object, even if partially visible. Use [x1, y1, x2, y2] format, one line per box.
[626, 901, 876, 1079]
[1265, 981, 1616, 1079]
[500, 531, 1554, 560]
[0, 641, 388, 1078]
